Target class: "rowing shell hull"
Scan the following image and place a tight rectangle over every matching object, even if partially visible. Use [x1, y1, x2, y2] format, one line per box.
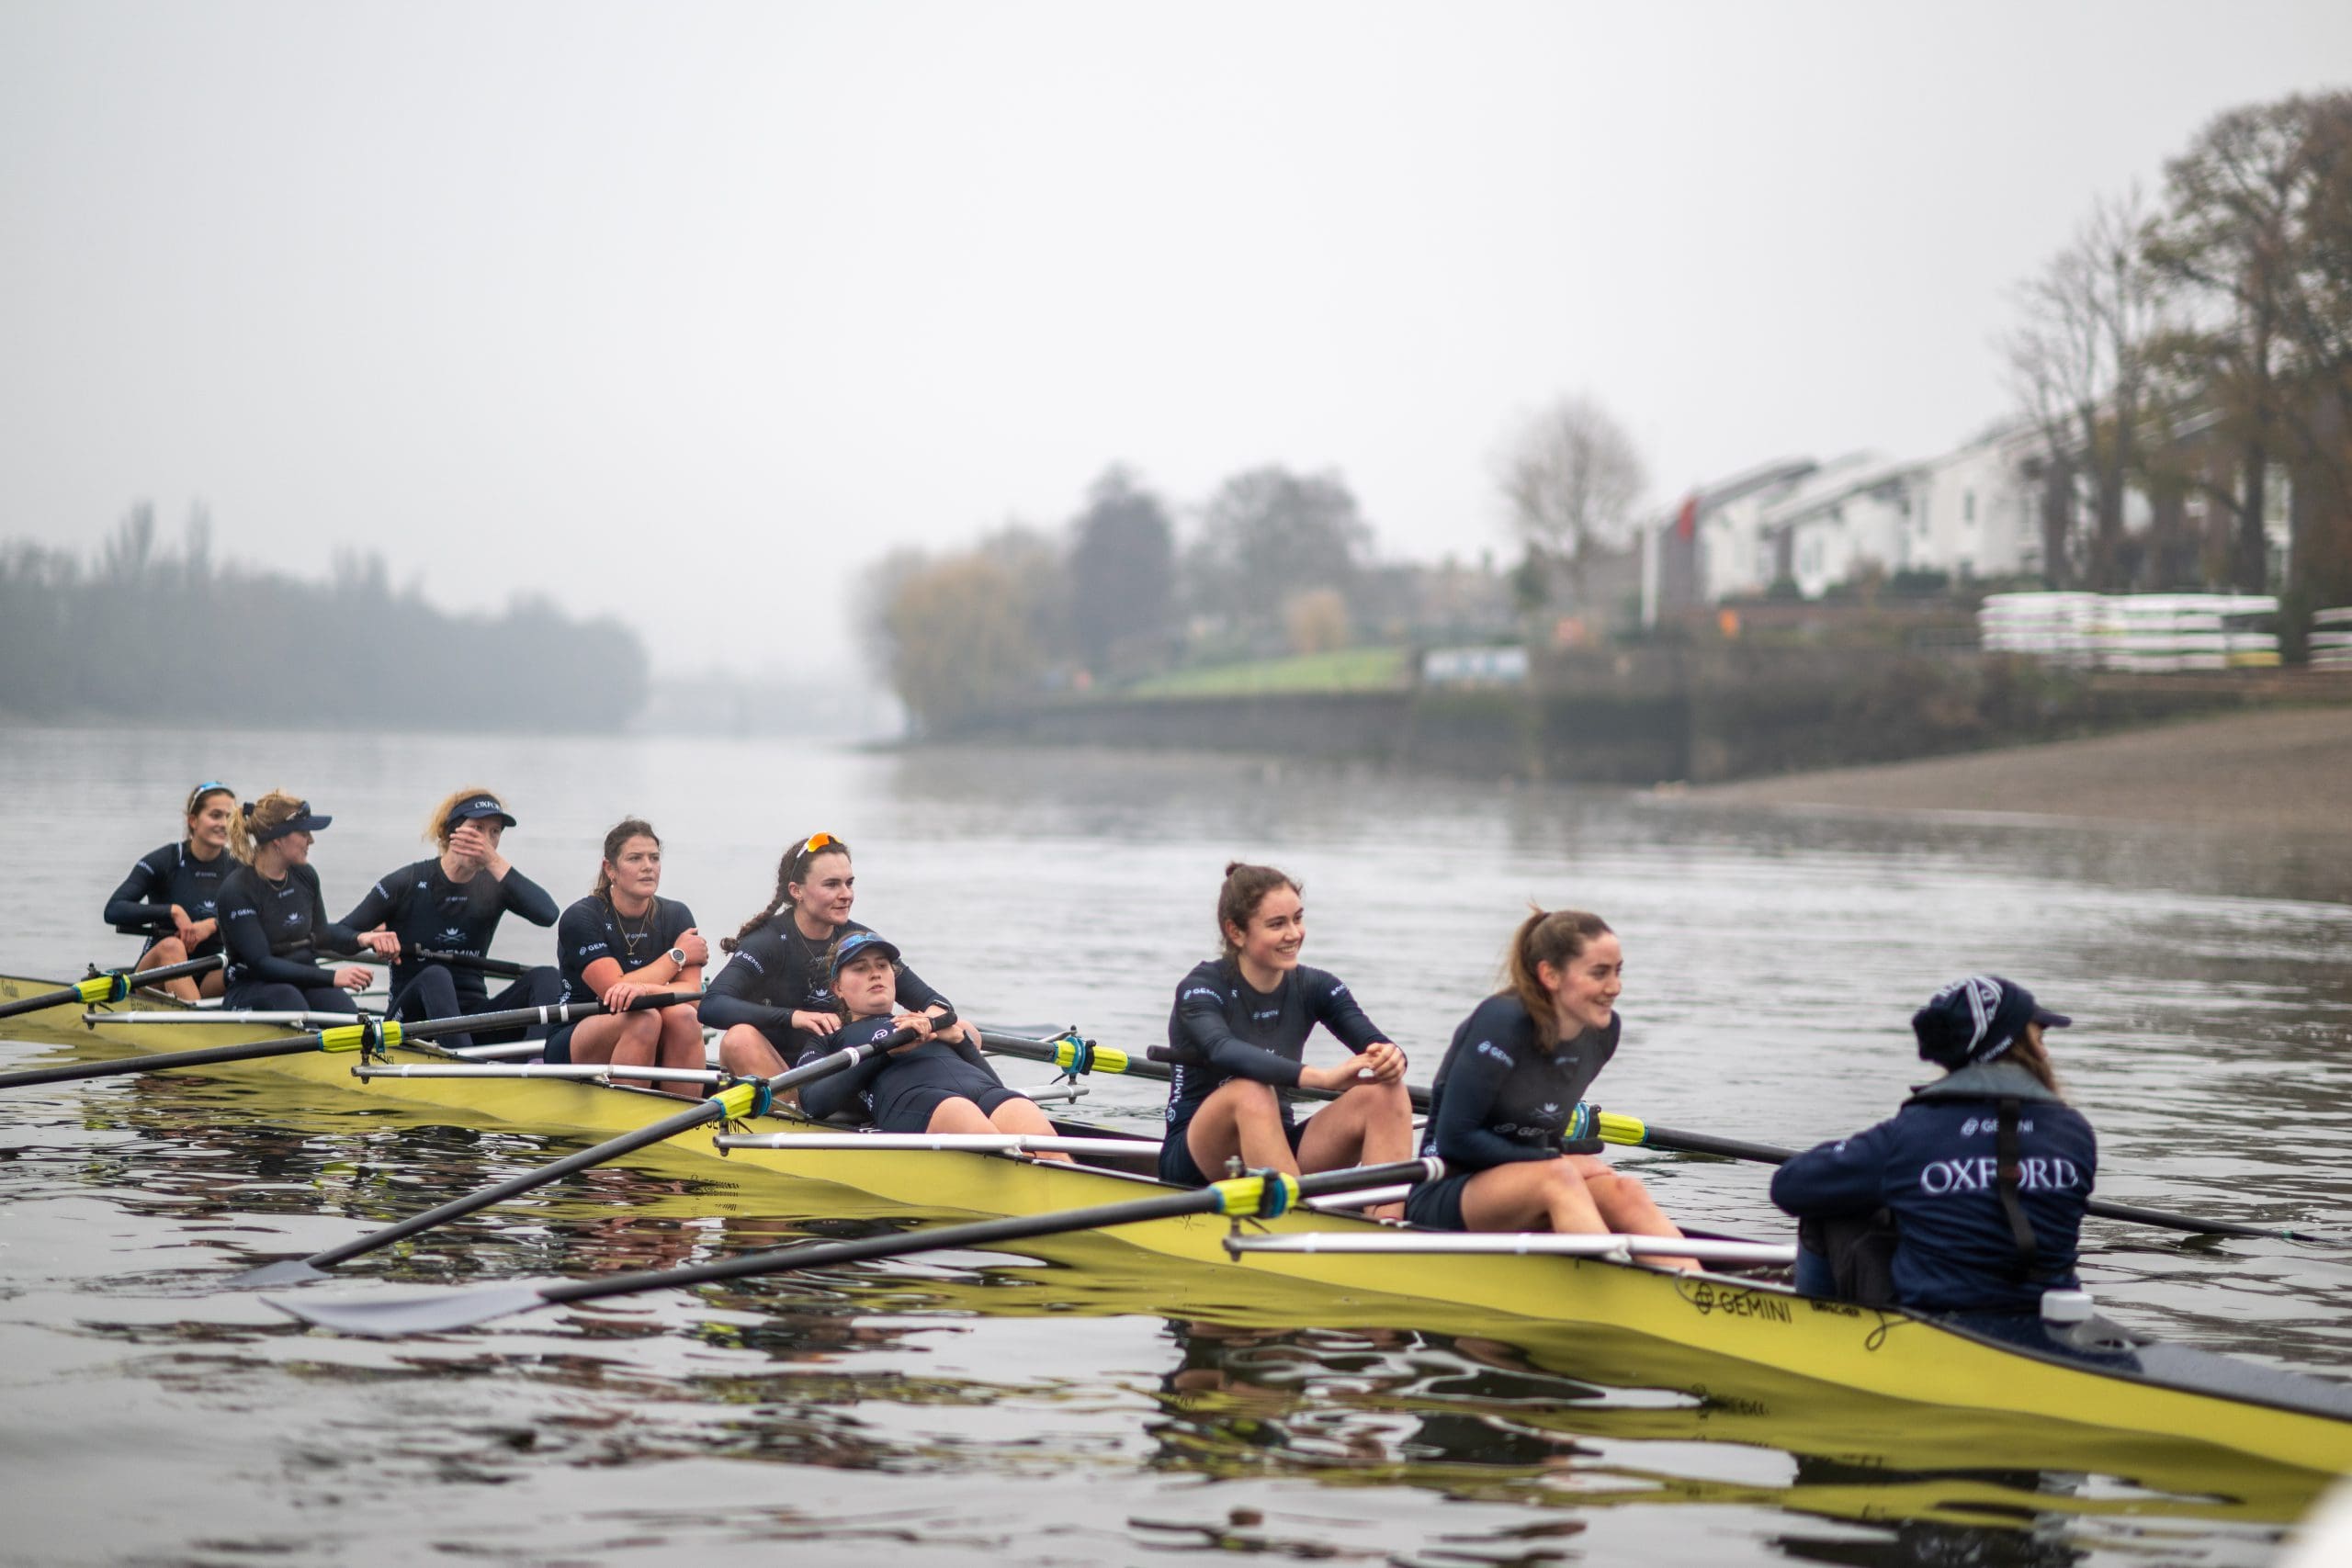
[6, 975, 2350, 1481]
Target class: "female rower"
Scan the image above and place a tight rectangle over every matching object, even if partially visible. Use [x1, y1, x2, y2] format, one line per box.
[103, 781, 240, 1001]
[340, 788, 563, 1051]
[797, 931, 1066, 1156]
[701, 833, 960, 1080]
[546, 818, 707, 1095]
[215, 791, 383, 1018]
[1407, 908, 1696, 1269]
[1771, 976, 2097, 1314]
[1159, 863, 1413, 1211]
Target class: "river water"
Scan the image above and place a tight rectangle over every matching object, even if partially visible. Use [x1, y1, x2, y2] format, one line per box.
[1, 726, 2348, 1567]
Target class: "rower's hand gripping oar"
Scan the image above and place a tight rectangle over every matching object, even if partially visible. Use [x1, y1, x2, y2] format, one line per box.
[980, 1029, 1435, 1114]
[0, 954, 227, 1024]
[1595, 1110, 2348, 1247]
[0, 990, 695, 1091]
[232, 1014, 936, 1289]
[264, 1156, 1445, 1337]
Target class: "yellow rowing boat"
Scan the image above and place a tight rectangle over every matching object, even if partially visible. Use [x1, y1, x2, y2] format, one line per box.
[4, 971, 2349, 1485]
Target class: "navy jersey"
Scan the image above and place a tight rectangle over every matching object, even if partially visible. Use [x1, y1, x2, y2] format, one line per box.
[798, 1007, 990, 1123]
[1418, 997, 1619, 1168]
[342, 857, 560, 1004]
[554, 895, 698, 1006]
[216, 863, 363, 989]
[105, 841, 237, 954]
[1771, 1061, 2098, 1314]
[699, 917, 944, 1048]
[1161, 959, 1387, 1133]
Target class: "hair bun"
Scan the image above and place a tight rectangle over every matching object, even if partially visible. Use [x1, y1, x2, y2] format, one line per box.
[1222, 860, 1246, 878]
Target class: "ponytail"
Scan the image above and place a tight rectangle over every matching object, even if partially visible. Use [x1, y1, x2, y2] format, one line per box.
[1501, 906, 1613, 1047]
[2007, 1021, 2064, 1096]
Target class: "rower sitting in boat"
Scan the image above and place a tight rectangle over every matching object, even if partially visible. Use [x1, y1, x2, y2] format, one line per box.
[1407, 908, 1696, 1268]
[339, 788, 563, 1051]
[102, 781, 239, 1002]
[215, 791, 384, 1019]
[796, 931, 1069, 1158]
[544, 818, 707, 1095]
[701, 832, 961, 1085]
[1771, 976, 2097, 1314]
[1159, 863, 1413, 1214]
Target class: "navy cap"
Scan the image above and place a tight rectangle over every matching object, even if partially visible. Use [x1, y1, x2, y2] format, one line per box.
[1913, 975, 2072, 1070]
[829, 931, 901, 976]
[447, 795, 518, 831]
[252, 799, 332, 843]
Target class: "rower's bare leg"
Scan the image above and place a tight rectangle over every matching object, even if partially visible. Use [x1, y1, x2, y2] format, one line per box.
[1567, 1155, 1698, 1269]
[136, 938, 201, 1003]
[1184, 1080, 1298, 1183]
[1295, 1080, 1415, 1218]
[718, 1024, 786, 1079]
[1462, 1157, 1609, 1234]
[654, 1005, 707, 1097]
[986, 1096, 1072, 1162]
[198, 968, 225, 999]
[569, 1011, 663, 1091]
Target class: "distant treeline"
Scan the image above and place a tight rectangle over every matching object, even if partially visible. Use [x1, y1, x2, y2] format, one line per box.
[0, 506, 649, 729]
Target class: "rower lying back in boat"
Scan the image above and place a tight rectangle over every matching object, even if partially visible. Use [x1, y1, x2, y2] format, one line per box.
[1772, 974, 2097, 1314]
[1410, 908, 1699, 1270]
[797, 931, 1069, 1158]
[339, 786, 564, 1052]
[544, 818, 706, 1095]
[216, 791, 383, 1018]
[703, 832, 957, 1084]
[1158, 863, 1416, 1217]
[102, 781, 240, 1002]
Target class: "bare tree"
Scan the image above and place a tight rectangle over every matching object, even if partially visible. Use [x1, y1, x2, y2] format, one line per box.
[2003, 191, 2163, 589]
[1495, 395, 1646, 607]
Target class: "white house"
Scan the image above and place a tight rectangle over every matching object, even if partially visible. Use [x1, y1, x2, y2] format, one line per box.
[1758, 454, 1928, 598]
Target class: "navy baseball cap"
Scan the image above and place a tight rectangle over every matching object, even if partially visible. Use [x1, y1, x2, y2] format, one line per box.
[447, 795, 518, 831]
[253, 800, 332, 843]
[1913, 975, 2072, 1070]
[829, 931, 901, 976]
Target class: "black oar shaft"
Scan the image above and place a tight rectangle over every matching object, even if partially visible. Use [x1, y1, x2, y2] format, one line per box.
[0, 1034, 323, 1088]
[1631, 1120, 2335, 1245]
[539, 1157, 1442, 1308]
[981, 1031, 1433, 1114]
[414, 949, 534, 979]
[0, 955, 228, 1022]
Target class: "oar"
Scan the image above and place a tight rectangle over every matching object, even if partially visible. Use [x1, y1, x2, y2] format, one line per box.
[981, 1029, 1434, 1113]
[231, 1021, 927, 1288]
[0, 955, 227, 1023]
[0, 991, 695, 1091]
[264, 1156, 1444, 1337]
[1595, 1111, 2346, 1246]
[414, 948, 536, 979]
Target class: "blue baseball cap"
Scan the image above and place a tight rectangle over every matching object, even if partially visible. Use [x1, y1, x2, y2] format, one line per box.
[446, 794, 518, 831]
[829, 931, 901, 976]
[1913, 975, 2071, 1070]
[251, 799, 332, 843]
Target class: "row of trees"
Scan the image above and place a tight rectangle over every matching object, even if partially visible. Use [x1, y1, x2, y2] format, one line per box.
[0, 505, 650, 728]
[867, 465, 1521, 732]
[2007, 90, 2352, 621]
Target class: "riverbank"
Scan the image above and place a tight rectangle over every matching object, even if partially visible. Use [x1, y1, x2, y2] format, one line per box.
[1695, 705, 2352, 835]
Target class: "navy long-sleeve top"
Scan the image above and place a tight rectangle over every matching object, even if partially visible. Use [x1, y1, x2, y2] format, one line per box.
[105, 841, 237, 954]
[216, 863, 363, 989]
[341, 856, 559, 1005]
[797, 1005, 991, 1123]
[1160, 958, 1387, 1134]
[700, 917, 945, 1055]
[1770, 1060, 2098, 1314]
[553, 895, 697, 1006]
[1417, 996, 1618, 1168]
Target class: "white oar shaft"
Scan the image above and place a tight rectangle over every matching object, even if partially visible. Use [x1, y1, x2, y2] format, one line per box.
[447, 1041, 553, 1060]
[353, 1064, 724, 1084]
[1227, 1232, 1795, 1264]
[1302, 1183, 1415, 1211]
[84, 1010, 346, 1026]
[712, 1132, 1159, 1156]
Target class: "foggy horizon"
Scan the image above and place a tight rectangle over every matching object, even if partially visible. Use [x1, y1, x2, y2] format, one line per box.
[5, 1, 2349, 679]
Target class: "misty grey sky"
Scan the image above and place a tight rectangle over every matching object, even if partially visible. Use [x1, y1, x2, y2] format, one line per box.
[5, 2, 2349, 677]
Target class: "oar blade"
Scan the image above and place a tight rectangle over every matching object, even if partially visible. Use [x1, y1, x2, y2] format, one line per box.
[230, 1258, 334, 1289]
[264, 1282, 550, 1337]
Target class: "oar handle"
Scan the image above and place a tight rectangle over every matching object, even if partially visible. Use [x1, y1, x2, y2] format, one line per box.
[0, 954, 229, 1023]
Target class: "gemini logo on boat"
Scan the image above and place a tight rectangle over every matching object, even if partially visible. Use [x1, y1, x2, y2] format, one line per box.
[1684, 1283, 1793, 1324]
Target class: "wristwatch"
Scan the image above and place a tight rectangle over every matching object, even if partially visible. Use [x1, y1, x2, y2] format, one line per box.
[667, 946, 688, 971]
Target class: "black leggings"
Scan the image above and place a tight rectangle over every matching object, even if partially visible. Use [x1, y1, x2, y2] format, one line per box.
[389, 964, 564, 1051]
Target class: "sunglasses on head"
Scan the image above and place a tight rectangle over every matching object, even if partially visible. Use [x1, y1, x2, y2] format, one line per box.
[800, 831, 838, 861]
[186, 781, 232, 813]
